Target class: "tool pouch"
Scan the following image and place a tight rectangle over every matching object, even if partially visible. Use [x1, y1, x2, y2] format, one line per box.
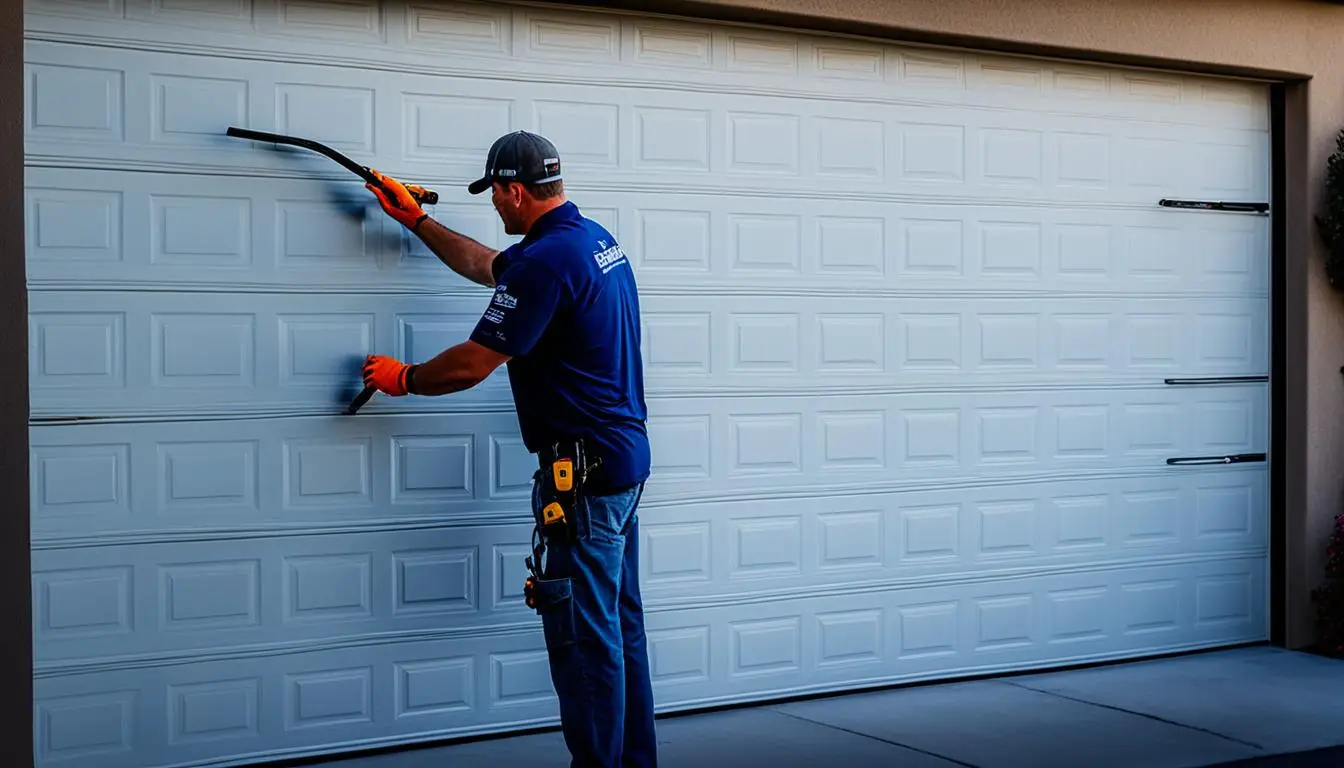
[536, 438, 591, 543]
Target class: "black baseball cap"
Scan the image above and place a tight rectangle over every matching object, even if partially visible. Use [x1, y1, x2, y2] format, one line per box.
[467, 131, 563, 195]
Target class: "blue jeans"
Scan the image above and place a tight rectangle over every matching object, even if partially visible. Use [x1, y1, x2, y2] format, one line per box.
[529, 472, 658, 768]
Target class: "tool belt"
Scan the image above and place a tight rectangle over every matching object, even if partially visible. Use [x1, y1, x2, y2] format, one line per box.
[523, 438, 602, 613]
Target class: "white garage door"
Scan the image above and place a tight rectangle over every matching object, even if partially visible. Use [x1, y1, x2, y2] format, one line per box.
[25, 1, 1271, 766]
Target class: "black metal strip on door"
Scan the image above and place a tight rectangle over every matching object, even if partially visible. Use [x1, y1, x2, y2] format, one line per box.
[1159, 378, 1267, 466]
[1163, 375, 1269, 385]
[1158, 198, 1270, 214]
[1165, 453, 1267, 466]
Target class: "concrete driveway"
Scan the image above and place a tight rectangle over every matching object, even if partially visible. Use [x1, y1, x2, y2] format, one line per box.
[306, 645, 1344, 768]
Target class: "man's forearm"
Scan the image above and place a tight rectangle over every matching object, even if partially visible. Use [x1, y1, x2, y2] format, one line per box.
[408, 341, 501, 397]
[411, 217, 498, 287]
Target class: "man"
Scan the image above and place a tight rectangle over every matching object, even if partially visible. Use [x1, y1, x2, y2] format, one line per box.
[358, 131, 657, 768]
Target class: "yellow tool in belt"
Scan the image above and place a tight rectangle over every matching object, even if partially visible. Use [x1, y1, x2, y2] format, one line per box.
[529, 456, 569, 536]
[541, 457, 574, 527]
[542, 501, 566, 527]
[525, 456, 578, 611]
[552, 457, 574, 492]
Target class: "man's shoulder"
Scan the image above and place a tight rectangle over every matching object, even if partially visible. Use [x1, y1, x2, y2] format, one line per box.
[534, 220, 625, 277]
[494, 208, 627, 285]
[494, 239, 562, 281]
[541, 213, 616, 251]
[560, 214, 630, 276]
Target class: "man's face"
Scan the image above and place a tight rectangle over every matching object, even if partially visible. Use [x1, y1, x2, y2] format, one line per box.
[490, 181, 524, 235]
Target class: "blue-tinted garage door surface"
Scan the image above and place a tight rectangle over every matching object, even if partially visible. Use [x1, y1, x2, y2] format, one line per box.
[25, 1, 1272, 766]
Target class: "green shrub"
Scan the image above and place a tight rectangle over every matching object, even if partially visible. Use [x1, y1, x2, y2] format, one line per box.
[1320, 128, 1344, 287]
[1311, 511, 1344, 657]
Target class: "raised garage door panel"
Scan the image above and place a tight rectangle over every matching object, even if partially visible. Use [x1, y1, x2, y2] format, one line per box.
[24, 1, 1271, 767]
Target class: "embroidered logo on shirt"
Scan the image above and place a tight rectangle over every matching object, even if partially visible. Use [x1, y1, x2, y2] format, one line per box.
[483, 307, 506, 324]
[593, 242, 627, 274]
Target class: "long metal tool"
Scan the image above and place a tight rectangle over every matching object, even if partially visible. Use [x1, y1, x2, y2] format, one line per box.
[345, 385, 376, 415]
[227, 126, 438, 414]
[225, 126, 439, 204]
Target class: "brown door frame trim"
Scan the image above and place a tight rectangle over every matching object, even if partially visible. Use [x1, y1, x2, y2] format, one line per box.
[3, 0, 32, 762]
[1271, 79, 1312, 649]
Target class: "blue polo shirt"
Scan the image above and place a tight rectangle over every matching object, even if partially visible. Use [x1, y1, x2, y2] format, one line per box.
[469, 201, 650, 492]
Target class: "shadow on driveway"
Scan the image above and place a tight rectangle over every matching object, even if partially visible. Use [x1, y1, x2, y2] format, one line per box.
[1206, 747, 1344, 768]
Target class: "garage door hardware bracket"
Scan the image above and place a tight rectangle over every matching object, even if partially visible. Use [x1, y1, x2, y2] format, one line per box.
[1166, 453, 1266, 465]
[1158, 198, 1269, 214]
[224, 126, 440, 205]
[1164, 375, 1269, 385]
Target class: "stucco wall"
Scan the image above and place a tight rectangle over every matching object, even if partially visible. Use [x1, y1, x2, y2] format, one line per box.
[572, 0, 1344, 646]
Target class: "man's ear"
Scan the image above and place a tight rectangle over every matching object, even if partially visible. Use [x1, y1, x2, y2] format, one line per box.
[506, 181, 526, 207]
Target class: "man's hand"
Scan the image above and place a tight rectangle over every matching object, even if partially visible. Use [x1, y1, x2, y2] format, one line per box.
[363, 355, 415, 396]
[366, 169, 428, 231]
[366, 168, 499, 288]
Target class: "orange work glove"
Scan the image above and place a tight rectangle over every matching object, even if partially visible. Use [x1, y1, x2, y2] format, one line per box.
[363, 355, 417, 396]
[366, 169, 428, 231]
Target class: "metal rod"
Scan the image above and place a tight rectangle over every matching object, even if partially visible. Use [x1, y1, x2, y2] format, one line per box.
[1163, 375, 1269, 385]
[1165, 453, 1266, 465]
[226, 125, 435, 418]
[1158, 198, 1269, 214]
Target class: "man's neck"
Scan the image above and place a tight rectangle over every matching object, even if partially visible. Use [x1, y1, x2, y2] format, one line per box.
[521, 196, 568, 234]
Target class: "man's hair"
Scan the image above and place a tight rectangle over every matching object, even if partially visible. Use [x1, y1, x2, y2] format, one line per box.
[523, 179, 564, 200]
[495, 179, 565, 201]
